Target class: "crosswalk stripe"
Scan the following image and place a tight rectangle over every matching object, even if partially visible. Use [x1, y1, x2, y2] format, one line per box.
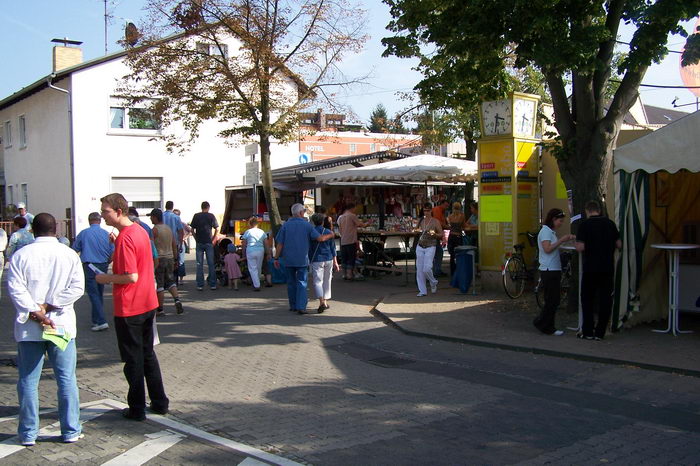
[239, 457, 272, 465]
[0, 398, 302, 466]
[102, 429, 185, 465]
[0, 404, 113, 458]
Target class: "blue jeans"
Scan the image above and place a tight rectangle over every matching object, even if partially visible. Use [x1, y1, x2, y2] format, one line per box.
[17, 340, 80, 443]
[433, 243, 444, 275]
[195, 242, 216, 288]
[285, 266, 308, 311]
[83, 262, 108, 325]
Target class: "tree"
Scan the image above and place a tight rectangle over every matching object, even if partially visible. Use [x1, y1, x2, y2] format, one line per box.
[118, 0, 368, 232]
[368, 104, 390, 132]
[383, 0, 700, 214]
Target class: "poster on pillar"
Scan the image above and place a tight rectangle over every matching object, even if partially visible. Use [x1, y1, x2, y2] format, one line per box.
[515, 141, 540, 266]
[478, 140, 515, 270]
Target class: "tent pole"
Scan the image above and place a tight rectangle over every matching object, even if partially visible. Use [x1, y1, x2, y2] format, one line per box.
[379, 186, 385, 230]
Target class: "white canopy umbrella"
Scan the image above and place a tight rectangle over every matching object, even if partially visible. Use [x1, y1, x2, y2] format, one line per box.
[315, 153, 478, 184]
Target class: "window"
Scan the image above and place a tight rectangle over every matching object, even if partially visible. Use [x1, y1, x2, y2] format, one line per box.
[196, 42, 229, 59]
[110, 107, 125, 128]
[370, 143, 376, 152]
[7, 186, 13, 205]
[20, 183, 28, 206]
[18, 115, 26, 148]
[110, 106, 160, 131]
[349, 143, 356, 155]
[3, 121, 11, 148]
[111, 177, 162, 214]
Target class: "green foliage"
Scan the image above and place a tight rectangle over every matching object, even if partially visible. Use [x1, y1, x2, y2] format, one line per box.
[383, 0, 700, 207]
[368, 104, 390, 132]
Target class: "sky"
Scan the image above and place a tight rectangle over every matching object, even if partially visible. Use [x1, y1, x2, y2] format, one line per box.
[1, 1, 698, 125]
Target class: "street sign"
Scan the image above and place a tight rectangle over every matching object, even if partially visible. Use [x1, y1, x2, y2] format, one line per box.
[299, 153, 309, 164]
[245, 161, 260, 185]
[245, 143, 259, 157]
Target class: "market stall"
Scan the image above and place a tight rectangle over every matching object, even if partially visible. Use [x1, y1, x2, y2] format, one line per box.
[613, 110, 700, 329]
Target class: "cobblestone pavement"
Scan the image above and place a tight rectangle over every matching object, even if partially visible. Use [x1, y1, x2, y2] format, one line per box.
[1, 259, 699, 464]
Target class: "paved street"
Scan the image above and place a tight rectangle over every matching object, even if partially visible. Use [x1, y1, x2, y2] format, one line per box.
[1, 257, 699, 465]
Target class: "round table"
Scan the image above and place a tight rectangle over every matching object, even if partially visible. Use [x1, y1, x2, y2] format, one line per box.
[651, 243, 700, 335]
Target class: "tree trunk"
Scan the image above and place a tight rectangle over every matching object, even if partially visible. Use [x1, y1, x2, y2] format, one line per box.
[259, 134, 282, 235]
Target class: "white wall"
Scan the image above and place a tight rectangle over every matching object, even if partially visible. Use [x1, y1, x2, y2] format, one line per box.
[0, 80, 73, 224]
[70, 53, 299, 231]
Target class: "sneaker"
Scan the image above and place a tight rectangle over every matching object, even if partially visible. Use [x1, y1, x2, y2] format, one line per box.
[253, 287, 261, 292]
[20, 438, 35, 447]
[122, 408, 146, 421]
[175, 301, 183, 315]
[91, 323, 109, 332]
[197, 286, 203, 291]
[210, 286, 217, 291]
[156, 309, 165, 317]
[417, 292, 427, 297]
[552, 330, 565, 336]
[594, 336, 604, 341]
[63, 433, 84, 443]
[430, 283, 438, 294]
[577, 332, 594, 340]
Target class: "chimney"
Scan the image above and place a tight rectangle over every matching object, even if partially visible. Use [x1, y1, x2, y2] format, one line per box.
[51, 38, 83, 72]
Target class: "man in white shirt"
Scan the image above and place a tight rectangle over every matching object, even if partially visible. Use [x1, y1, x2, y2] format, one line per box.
[15, 202, 34, 230]
[8, 213, 85, 446]
[0, 225, 7, 298]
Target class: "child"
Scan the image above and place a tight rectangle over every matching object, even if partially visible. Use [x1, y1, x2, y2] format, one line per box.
[224, 243, 243, 290]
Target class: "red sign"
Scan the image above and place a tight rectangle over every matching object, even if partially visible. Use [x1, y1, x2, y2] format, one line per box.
[480, 162, 496, 169]
[517, 161, 527, 168]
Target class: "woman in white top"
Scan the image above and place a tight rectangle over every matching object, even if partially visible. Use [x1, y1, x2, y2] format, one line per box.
[241, 217, 269, 291]
[533, 208, 575, 336]
[415, 202, 443, 297]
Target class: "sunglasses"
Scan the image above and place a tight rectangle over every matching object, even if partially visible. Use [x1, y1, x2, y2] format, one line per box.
[555, 212, 566, 219]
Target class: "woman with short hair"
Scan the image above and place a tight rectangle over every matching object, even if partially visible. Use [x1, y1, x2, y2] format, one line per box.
[241, 217, 268, 291]
[309, 213, 339, 313]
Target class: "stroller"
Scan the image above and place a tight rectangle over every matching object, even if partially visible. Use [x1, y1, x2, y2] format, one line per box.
[214, 238, 233, 287]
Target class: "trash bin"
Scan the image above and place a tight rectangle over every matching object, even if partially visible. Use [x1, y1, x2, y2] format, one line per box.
[450, 246, 475, 293]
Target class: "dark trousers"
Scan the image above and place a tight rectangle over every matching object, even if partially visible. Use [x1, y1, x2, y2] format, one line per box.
[433, 243, 444, 275]
[447, 235, 462, 276]
[114, 310, 169, 415]
[534, 270, 561, 334]
[581, 271, 614, 338]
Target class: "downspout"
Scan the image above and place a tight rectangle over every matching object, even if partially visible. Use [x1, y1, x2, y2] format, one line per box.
[46, 74, 76, 240]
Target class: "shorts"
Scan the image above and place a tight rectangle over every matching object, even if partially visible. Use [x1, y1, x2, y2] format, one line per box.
[340, 243, 357, 269]
[155, 257, 176, 292]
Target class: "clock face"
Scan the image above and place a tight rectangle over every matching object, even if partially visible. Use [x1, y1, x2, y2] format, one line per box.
[481, 99, 512, 136]
[514, 98, 536, 137]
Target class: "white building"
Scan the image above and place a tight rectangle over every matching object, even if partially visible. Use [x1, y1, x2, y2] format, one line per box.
[0, 38, 300, 236]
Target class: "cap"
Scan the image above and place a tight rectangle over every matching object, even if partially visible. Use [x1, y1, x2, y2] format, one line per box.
[17, 202, 26, 209]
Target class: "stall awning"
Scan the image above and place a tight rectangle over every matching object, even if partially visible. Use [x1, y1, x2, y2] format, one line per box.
[614, 110, 700, 174]
[315, 153, 478, 184]
[271, 151, 411, 191]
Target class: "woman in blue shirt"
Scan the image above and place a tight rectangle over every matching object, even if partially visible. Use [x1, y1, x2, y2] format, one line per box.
[533, 208, 575, 336]
[309, 213, 339, 313]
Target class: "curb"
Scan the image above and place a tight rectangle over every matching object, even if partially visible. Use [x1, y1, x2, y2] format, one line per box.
[370, 298, 700, 379]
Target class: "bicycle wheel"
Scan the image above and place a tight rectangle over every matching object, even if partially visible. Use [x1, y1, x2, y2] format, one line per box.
[534, 275, 545, 310]
[502, 256, 526, 298]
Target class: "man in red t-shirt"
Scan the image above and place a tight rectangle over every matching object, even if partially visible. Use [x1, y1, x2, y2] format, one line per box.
[96, 193, 169, 421]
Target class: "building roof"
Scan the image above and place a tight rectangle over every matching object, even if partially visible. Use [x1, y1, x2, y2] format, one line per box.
[1, 26, 311, 111]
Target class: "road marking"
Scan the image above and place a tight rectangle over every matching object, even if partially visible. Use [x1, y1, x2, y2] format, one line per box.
[239, 458, 271, 465]
[0, 403, 113, 459]
[102, 429, 185, 465]
[0, 398, 302, 466]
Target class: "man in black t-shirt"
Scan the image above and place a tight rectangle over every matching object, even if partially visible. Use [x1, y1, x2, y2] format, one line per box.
[190, 201, 219, 290]
[575, 200, 621, 340]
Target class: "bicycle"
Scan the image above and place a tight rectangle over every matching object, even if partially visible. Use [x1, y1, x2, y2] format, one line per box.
[502, 231, 539, 298]
[534, 249, 573, 310]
